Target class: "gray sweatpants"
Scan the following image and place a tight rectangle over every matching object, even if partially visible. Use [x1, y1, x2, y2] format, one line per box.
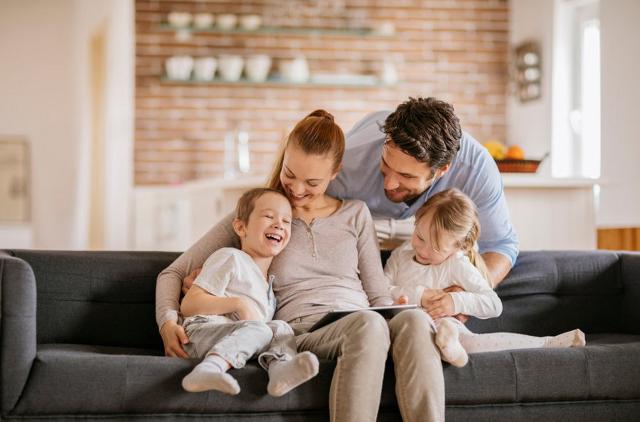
[183, 315, 297, 370]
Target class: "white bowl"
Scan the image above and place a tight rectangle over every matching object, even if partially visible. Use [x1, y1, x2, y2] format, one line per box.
[240, 15, 262, 31]
[217, 14, 237, 30]
[218, 55, 244, 81]
[193, 57, 217, 81]
[168, 12, 192, 28]
[193, 13, 214, 29]
[245, 55, 271, 82]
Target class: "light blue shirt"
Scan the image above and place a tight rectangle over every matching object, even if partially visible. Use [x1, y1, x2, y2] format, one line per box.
[327, 111, 519, 265]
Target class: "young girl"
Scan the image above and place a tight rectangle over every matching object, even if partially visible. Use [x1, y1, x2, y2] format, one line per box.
[385, 188, 585, 367]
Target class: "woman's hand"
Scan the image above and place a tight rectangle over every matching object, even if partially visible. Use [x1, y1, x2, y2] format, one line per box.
[182, 268, 202, 295]
[159, 320, 189, 358]
[234, 297, 262, 321]
[423, 292, 455, 320]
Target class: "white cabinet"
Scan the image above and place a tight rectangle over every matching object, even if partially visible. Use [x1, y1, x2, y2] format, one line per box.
[502, 175, 598, 250]
[134, 176, 265, 251]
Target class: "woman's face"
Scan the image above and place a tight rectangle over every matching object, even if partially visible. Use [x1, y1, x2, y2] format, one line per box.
[280, 143, 339, 207]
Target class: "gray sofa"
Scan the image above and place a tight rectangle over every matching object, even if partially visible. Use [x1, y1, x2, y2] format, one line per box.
[1, 249, 640, 421]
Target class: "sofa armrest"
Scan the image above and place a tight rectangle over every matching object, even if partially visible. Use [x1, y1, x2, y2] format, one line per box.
[621, 251, 640, 334]
[0, 252, 37, 415]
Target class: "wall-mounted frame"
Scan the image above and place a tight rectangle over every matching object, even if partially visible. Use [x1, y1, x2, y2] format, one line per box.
[513, 41, 542, 102]
[0, 137, 31, 222]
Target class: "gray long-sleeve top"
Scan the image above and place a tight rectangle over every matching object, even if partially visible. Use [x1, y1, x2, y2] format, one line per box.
[155, 199, 393, 329]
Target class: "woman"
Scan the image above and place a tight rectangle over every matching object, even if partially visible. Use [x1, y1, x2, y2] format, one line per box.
[156, 110, 444, 422]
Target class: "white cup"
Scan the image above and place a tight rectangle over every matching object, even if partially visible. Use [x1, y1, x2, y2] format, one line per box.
[193, 57, 217, 81]
[245, 54, 271, 82]
[217, 14, 237, 30]
[167, 12, 192, 28]
[165, 55, 194, 80]
[240, 15, 262, 31]
[193, 13, 214, 29]
[218, 55, 244, 81]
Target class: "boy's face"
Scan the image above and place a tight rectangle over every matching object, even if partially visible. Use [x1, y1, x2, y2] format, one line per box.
[235, 192, 293, 259]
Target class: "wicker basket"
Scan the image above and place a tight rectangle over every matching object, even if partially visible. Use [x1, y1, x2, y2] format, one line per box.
[495, 159, 542, 173]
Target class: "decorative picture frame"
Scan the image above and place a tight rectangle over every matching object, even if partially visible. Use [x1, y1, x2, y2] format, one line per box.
[513, 41, 542, 102]
[0, 137, 31, 222]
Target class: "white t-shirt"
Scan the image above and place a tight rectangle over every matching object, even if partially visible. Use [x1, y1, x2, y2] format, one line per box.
[384, 241, 502, 319]
[192, 247, 276, 322]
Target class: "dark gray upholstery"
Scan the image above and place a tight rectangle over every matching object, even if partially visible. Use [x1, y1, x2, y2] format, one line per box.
[2, 249, 640, 421]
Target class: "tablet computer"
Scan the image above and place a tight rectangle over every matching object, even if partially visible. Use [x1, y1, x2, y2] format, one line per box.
[307, 304, 418, 332]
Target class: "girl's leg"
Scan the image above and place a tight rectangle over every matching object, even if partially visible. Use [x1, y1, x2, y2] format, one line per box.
[182, 320, 273, 394]
[260, 320, 319, 397]
[388, 309, 445, 422]
[434, 318, 469, 367]
[293, 311, 390, 422]
[459, 328, 586, 354]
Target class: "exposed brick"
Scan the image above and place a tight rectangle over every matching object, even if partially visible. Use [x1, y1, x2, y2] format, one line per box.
[135, 0, 508, 185]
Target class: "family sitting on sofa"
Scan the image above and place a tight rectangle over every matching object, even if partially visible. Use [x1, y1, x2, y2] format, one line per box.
[155, 98, 585, 422]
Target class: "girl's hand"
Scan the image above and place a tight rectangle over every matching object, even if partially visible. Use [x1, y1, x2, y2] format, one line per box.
[420, 288, 445, 308]
[394, 295, 409, 305]
[234, 297, 262, 321]
[182, 268, 202, 295]
[443, 285, 469, 323]
[423, 292, 455, 320]
[159, 320, 189, 358]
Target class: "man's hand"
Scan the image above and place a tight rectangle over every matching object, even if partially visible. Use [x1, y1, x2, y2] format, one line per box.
[234, 297, 262, 321]
[443, 285, 470, 323]
[159, 320, 189, 358]
[182, 268, 202, 295]
[423, 292, 455, 320]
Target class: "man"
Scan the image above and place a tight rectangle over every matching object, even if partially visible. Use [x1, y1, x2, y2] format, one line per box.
[327, 97, 518, 287]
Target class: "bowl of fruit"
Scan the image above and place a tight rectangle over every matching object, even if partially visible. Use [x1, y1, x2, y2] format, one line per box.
[483, 141, 548, 173]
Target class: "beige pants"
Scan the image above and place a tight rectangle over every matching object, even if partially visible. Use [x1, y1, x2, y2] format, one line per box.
[291, 309, 444, 422]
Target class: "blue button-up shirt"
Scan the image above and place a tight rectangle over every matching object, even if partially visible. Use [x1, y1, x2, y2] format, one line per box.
[327, 111, 519, 265]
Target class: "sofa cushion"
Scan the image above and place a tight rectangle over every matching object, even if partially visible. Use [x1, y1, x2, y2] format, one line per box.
[12, 335, 640, 417]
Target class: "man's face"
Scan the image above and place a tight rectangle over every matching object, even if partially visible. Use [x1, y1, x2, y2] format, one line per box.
[380, 141, 448, 203]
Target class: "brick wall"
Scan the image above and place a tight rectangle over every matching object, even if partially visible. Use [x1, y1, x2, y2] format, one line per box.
[135, 0, 509, 185]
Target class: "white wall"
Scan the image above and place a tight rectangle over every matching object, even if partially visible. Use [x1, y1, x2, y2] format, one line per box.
[509, 0, 640, 228]
[507, 0, 555, 174]
[598, 0, 640, 228]
[0, 0, 133, 249]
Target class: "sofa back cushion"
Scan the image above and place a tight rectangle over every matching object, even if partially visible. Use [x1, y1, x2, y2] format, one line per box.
[10, 250, 179, 351]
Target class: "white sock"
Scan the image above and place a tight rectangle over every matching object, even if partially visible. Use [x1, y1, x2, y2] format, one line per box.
[435, 318, 469, 367]
[267, 351, 319, 397]
[182, 355, 240, 394]
[544, 329, 586, 348]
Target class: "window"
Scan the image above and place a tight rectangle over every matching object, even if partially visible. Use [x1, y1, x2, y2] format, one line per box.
[552, 0, 600, 178]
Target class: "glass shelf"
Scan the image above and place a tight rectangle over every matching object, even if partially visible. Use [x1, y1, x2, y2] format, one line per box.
[158, 23, 392, 38]
[160, 75, 392, 88]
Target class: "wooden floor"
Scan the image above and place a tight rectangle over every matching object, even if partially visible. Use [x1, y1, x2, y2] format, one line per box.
[597, 227, 640, 251]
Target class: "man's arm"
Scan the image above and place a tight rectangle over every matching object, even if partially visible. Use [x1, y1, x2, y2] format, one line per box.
[482, 252, 512, 288]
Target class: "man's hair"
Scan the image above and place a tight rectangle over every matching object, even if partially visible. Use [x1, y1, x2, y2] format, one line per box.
[235, 187, 288, 223]
[383, 97, 462, 169]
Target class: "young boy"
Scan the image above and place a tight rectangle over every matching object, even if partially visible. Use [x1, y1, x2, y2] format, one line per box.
[180, 188, 319, 396]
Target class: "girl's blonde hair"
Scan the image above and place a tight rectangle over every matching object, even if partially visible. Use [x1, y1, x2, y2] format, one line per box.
[267, 110, 345, 191]
[415, 188, 490, 283]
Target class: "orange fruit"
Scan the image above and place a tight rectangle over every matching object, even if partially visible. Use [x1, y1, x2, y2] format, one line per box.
[506, 145, 525, 160]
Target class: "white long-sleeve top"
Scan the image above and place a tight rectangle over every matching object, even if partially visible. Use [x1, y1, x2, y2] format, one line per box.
[384, 241, 503, 319]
